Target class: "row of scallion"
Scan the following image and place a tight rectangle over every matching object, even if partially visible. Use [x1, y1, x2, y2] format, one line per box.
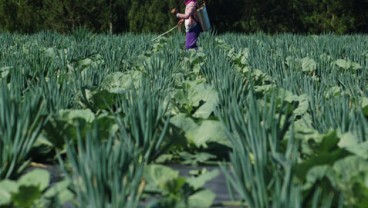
[1, 29, 368, 207]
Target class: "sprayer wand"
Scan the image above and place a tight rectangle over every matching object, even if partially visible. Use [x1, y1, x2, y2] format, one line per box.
[151, 25, 179, 42]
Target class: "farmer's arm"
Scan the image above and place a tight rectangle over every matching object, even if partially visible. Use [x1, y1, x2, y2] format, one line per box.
[176, 3, 196, 19]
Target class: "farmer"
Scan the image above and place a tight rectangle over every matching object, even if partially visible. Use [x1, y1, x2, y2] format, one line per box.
[171, 0, 202, 50]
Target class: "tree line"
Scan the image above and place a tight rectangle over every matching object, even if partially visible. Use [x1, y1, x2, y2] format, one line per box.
[0, 0, 367, 34]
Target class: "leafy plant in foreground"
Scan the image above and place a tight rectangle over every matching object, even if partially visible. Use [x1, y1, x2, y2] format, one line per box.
[0, 169, 73, 207]
[143, 164, 218, 208]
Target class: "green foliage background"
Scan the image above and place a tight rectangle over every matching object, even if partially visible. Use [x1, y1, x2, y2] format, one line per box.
[0, 0, 367, 34]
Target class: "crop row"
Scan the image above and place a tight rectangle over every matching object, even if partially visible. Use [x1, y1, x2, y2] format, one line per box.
[1, 30, 368, 207]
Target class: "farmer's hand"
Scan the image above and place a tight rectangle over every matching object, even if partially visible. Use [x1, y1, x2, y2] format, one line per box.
[171, 8, 178, 15]
[178, 19, 184, 25]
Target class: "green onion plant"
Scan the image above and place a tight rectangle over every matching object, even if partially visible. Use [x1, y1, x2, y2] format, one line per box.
[61, 122, 144, 208]
[0, 83, 46, 179]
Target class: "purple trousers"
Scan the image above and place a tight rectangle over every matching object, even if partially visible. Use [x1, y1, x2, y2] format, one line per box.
[186, 24, 201, 49]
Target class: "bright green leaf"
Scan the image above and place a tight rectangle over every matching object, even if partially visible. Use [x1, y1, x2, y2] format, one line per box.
[335, 59, 362, 71]
[324, 86, 341, 99]
[304, 165, 334, 190]
[0, 66, 11, 79]
[77, 58, 93, 68]
[170, 113, 198, 132]
[186, 169, 219, 190]
[186, 120, 230, 148]
[338, 132, 368, 159]
[44, 179, 73, 203]
[18, 169, 50, 191]
[302, 57, 317, 72]
[101, 71, 143, 93]
[192, 88, 219, 119]
[144, 165, 179, 190]
[44, 47, 56, 58]
[179, 152, 217, 165]
[0, 180, 18, 206]
[58, 109, 95, 123]
[186, 189, 216, 208]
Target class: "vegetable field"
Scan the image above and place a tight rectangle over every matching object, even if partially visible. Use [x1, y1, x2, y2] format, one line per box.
[1, 30, 368, 208]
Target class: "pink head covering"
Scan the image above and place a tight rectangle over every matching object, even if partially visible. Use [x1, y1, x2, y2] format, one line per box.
[184, 0, 196, 5]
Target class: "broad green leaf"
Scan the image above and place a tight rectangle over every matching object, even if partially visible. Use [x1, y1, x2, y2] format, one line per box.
[175, 81, 218, 118]
[285, 56, 317, 74]
[317, 131, 341, 153]
[302, 57, 317, 72]
[294, 112, 313, 128]
[335, 59, 362, 71]
[44, 179, 74, 203]
[280, 88, 299, 103]
[192, 52, 206, 65]
[229, 48, 249, 67]
[33, 134, 54, 148]
[338, 132, 368, 159]
[250, 69, 273, 85]
[44, 179, 69, 197]
[304, 156, 368, 207]
[179, 152, 217, 165]
[192, 87, 219, 119]
[101, 71, 143, 93]
[77, 58, 93, 68]
[333, 156, 368, 205]
[186, 169, 219, 190]
[295, 131, 350, 180]
[163, 177, 187, 195]
[18, 169, 50, 191]
[333, 156, 368, 182]
[172, 88, 187, 107]
[95, 113, 119, 137]
[324, 86, 341, 99]
[12, 186, 42, 208]
[254, 84, 275, 94]
[187, 82, 209, 108]
[44, 118, 87, 149]
[155, 154, 174, 163]
[44, 47, 56, 58]
[186, 120, 230, 148]
[304, 165, 334, 190]
[338, 132, 358, 148]
[0, 66, 11, 79]
[58, 109, 95, 123]
[0, 180, 18, 206]
[90, 90, 116, 109]
[170, 113, 198, 132]
[285, 56, 297, 67]
[284, 92, 309, 117]
[185, 189, 216, 208]
[144, 165, 179, 191]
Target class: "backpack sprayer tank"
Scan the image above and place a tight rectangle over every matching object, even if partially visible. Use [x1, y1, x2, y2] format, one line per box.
[196, 3, 211, 31]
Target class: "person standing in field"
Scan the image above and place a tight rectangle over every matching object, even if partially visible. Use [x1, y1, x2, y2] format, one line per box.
[171, 0, 202, 50]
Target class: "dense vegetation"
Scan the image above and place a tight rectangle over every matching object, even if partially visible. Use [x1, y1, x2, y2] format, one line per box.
[0, 0, 368, 34]
[1, 30, 368, 207]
